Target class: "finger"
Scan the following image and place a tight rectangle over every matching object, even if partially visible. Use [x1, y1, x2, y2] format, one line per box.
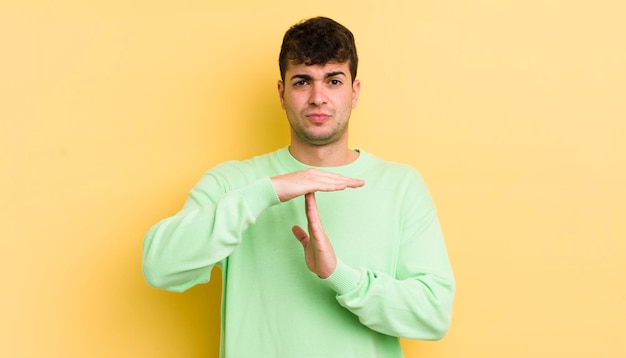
[317, 179, 365, 191]
[304, 193, 325, 238]
[311, 171, 365, 190]
[300, 169, 364, 191]
[291, 225, 309, 246]
[304, 192, 318, 222]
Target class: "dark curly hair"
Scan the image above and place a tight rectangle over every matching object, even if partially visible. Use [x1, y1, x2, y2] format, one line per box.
[279, 17, 358, 83]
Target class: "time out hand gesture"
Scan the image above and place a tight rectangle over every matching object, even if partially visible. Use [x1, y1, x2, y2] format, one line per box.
[270, 169, 364, 278]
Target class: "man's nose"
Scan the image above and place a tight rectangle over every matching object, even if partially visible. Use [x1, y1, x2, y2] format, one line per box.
[309, 83, 326, 105]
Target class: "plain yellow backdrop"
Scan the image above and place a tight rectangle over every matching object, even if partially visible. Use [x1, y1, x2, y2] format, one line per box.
[1, 1, 624, 357]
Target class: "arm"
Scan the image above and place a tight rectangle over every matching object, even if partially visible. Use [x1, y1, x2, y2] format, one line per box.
[293, 179, 455, 340]
[142, 165, 280, 292]
[326, 210, 455, 340]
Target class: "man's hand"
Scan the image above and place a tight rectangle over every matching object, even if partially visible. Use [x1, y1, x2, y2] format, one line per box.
[271, 169, 363, 278]
[292, 192, 336, 278]
[270, 168, 364, 202]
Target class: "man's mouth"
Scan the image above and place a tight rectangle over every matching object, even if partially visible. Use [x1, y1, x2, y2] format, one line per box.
[306, 113, 330, 123]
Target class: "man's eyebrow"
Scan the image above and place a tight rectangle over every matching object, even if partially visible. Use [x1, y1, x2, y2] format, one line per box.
[290, 74, 313, 81]
[289, 71, 347, 81]
[325, 71, 346, 78]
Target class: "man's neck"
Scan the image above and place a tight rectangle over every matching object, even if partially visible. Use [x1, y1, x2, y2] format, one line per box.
[288, 141, 359, 167]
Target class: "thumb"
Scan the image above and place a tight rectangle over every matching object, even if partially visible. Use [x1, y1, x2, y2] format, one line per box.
[291, 225, 309, 247]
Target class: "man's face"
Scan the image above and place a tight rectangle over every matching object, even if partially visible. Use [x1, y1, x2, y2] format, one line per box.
[278, 61, 360, 147]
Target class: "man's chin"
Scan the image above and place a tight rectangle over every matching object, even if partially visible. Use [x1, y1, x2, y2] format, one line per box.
[300, 133, 341, 146]
[291, 125, 347, 146]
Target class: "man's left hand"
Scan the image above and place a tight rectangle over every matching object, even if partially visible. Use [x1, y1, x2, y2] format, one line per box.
[292, 192, 336, 279]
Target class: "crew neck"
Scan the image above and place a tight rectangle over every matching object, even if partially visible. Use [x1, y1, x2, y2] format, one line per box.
[276, 147, 372, 176]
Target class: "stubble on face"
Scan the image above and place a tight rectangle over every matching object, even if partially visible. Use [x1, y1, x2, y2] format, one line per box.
[290, 113, 347, 146]
[279, 62, 360, 148]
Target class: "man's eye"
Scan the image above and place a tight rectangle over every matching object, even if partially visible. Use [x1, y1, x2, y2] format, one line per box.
[294, 80, 308, 87]
[329, 79, 342, 86]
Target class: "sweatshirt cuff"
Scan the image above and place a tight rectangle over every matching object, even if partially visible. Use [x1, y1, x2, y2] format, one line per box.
[323, 259, 363, 295]
[236, 177, 281, 218]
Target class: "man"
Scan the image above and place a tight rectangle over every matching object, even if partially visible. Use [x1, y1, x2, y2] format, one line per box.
[143, 16, 455, 357]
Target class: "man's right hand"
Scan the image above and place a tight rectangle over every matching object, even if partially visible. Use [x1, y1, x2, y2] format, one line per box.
[270, 168, 365, 202]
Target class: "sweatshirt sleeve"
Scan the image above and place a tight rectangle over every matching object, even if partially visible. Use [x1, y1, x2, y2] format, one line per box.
[142, 164, 281, 292]
[323, 172, 455, 340]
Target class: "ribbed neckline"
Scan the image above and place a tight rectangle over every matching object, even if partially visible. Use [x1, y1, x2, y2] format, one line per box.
[275, 146, 374, 176]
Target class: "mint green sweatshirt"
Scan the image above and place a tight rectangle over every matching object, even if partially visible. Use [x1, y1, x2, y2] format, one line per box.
[143, 147, 455, 358]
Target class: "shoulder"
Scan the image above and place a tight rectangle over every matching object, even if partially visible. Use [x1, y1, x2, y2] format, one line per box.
[360, 150, 425, 182]
[200, 148, 285, 187]
[358, 150, 433, 202]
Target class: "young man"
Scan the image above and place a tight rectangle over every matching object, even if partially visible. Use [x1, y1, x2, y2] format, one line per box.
[143, 16, 455, 358]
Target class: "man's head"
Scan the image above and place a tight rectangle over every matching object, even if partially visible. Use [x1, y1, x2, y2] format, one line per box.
[279, 17, 358, 83]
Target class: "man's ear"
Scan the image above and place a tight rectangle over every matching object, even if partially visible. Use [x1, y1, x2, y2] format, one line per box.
[351, 79, 361, 109]
[277, 80, 286, 109]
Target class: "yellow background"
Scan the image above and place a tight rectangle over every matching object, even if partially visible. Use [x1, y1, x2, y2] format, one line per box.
[2, 1, 624, 357]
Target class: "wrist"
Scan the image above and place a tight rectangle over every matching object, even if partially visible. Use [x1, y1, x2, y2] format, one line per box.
[317, 258, 337, 279]
[321, 259, 361, 295]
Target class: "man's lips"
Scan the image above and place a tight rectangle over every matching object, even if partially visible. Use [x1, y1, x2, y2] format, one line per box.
[306, 113, 331, 123]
